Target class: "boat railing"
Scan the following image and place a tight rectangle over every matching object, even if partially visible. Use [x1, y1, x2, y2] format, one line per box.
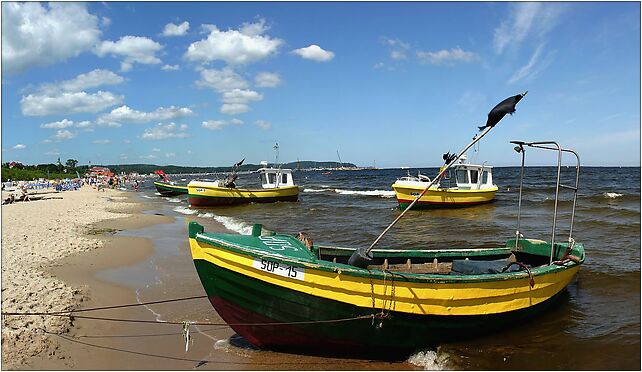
[511, 140, 580, 264]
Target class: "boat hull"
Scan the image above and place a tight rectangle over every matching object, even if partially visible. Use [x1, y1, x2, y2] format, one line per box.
[189, 227, 582, 356]
[194, 259, 569, 356]
[154, 181, 188, 196]
[188, 181, 299, 207]
[392, 183, 498, 210]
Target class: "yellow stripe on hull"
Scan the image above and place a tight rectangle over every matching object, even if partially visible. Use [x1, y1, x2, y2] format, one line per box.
[188, 181, 298, 201]
[190, 237, 579, 316]
[392, 183, 498, 205]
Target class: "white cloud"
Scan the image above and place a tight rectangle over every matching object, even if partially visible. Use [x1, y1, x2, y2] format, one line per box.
[381, 37, 410, 61]
[2, 2, 101, 74]
[507, 43, 552, 84]
[255, 72, 281, 88]
[98, 105, 193, 126]
[221, 89, 263, 104]
[140, 154, 157, 160]
[162, 21, 189, 37]
[416, 47, 478, 65]
[22, 91, 123, 116]
[255, 120, 271, 130]
[152, 148, 161, 152]
[185, 19, 283, 65]
[165, 152, 176, 158]
[13, 144, 26, 150]
[45, 151, 60, 156]
[141, 123, 189, 140]
[96, 36, 163, 71]
[37, 69, 125, 94]
[493, 3, 562, 55]
[220, 103, 250, 115]
[41, 119, 75, 129]
[202, 118, 244, 130]
[292, 44, 335, 62]
[92, 139, 111, 144]
[52, 130, 77, 141]
[162, 64, 180, 71]
[196, 67, 249, 92]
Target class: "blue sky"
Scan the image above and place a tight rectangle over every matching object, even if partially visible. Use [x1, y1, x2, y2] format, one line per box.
[2, 2, 640, 168]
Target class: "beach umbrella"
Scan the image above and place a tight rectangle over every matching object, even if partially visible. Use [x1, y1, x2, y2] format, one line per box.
[478, 91, 528, 131]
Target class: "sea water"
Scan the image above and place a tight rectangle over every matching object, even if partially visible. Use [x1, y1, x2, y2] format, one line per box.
[117, 166, 639, 370]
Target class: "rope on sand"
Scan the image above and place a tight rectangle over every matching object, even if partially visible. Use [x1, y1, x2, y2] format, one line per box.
[2, 294, 373, 326]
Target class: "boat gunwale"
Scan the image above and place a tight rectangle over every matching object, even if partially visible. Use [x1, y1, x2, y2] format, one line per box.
[188, 181, 299, 194]
[153, 181, 188, 190]
[192, 232, 582, 284]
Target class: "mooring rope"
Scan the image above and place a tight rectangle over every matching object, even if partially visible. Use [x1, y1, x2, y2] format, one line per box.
[2, 311, 372, 327]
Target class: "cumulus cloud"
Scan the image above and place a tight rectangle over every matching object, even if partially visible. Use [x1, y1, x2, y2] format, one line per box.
[196, 67, 249, 92]
[141, 123, 189, 140]
[2, 2, 101, 74]
[96, 36, 163, 71]
[52, 130, 77, 141]
[493, 3, 562, 55]
[165, 152, 176, 158]
[162, 21, 189, 37]
[92, 139, 111, 144]
[41, 119, 74, 129]
[13, 144, 26, 150]
[255, 72, 281, 88]
[36, 69, 125, 94]
[202, 118, 244, 130]
[98, 105, 194, 126]
[162, 64, 180, 71]
[292, 45, 335, 62]
[255, 120, 271, 130]
[416, 47, 478, 65]
[185, 19, 282, 65]
[21, 91, 123, 116]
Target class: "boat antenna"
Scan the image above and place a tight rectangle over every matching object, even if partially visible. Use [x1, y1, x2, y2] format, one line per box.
[273, 142, 280, 168]
[348, 91, 528, 267]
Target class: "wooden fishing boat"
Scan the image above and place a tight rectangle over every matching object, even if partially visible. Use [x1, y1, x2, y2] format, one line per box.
[154, 181, 188, 196]
[188, 168, 299, 207]
[188, 139, 584, 357]
[392, 156, 498, 210]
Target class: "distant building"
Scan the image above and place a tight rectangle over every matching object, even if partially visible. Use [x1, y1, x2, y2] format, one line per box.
[87, 166, 114, 177]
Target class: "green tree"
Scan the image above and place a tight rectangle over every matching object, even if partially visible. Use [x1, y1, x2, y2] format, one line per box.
[65, 159, 78, 169]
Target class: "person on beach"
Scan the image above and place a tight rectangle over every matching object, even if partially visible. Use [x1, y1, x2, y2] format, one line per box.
[2, 193, 15, 205]
[133, 180, 139, 191]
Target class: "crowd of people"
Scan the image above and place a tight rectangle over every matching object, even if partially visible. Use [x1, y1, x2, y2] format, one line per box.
[1, 175, 143, 205]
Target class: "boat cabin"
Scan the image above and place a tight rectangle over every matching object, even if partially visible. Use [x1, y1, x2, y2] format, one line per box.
[449, 163, 494, 190]
[258, 168, 295, 189]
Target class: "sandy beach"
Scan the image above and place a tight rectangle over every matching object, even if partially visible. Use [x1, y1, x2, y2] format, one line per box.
[1, 186, 148, 368]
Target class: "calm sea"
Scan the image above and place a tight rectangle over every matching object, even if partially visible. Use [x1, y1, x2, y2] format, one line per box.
[113, 166, 639, 370]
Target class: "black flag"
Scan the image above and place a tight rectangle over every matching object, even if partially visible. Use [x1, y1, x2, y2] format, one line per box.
[233, 158, 245, 168]
[478, 91, 528, 131]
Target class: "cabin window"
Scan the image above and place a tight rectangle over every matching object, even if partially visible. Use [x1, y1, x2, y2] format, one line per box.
[282, 174, 288, 184]
[482, 171, 489, 184]
[456, 169, 469, 184]
[470, 170, 479, 184]
[268, 173, 276, 184]
[262, 174, 269, 185]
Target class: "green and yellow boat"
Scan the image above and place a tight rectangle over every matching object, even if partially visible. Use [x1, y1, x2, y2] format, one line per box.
[154, 181, 188, 196]
[189, 140, 583, 357]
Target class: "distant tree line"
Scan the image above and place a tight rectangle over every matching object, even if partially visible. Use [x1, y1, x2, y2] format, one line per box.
[103, 161, 355, 175]
[1, 160, 355, 181]
[1, 158, 80, 181]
